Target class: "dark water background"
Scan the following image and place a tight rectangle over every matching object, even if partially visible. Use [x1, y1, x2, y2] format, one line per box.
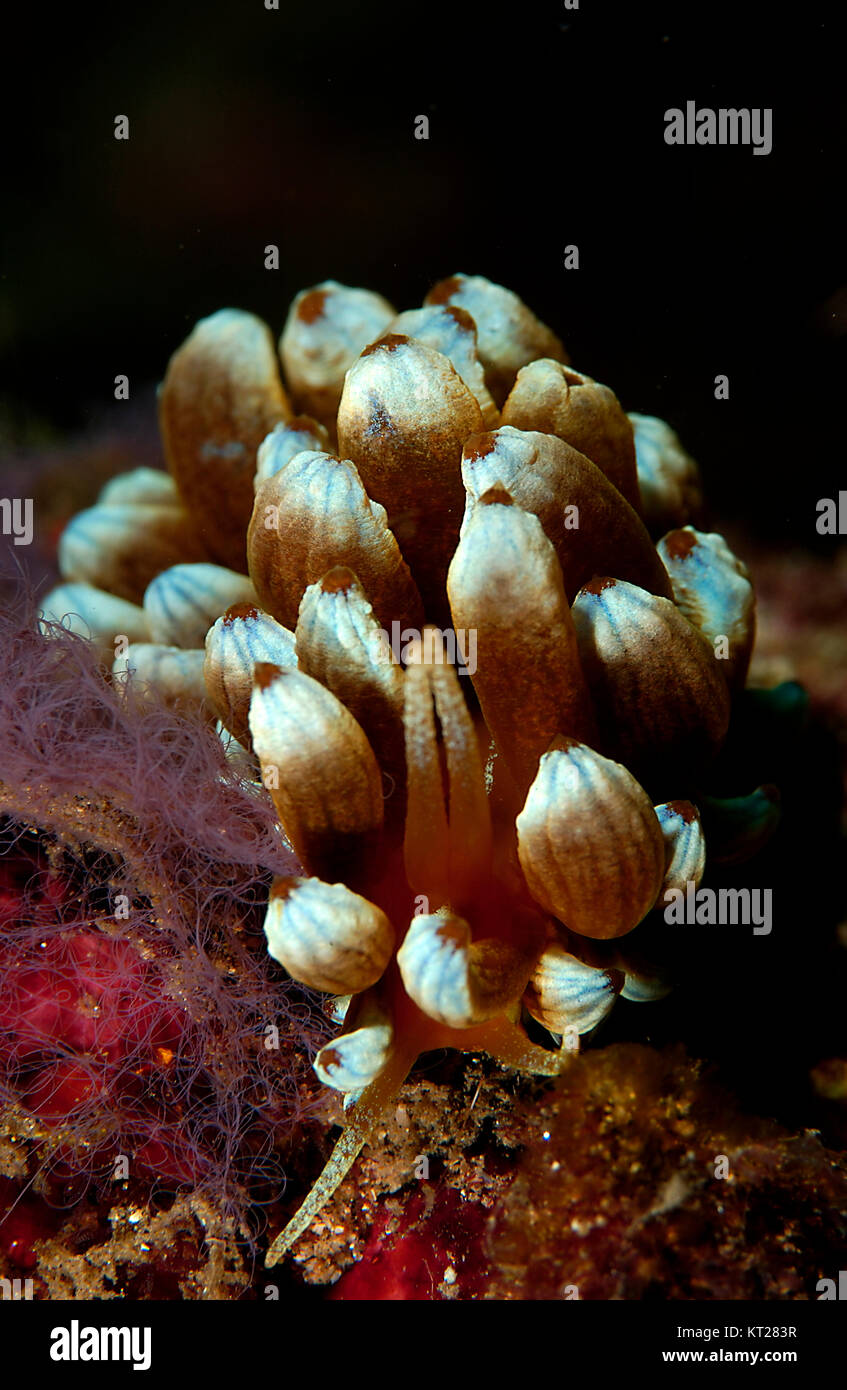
[1, 0, 843, 544]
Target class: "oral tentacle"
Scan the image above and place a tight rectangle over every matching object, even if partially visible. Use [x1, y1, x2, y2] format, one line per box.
[402, 660, 451, 906]
[426, 647, 492, 905]
[265, 1032, 419, 1265]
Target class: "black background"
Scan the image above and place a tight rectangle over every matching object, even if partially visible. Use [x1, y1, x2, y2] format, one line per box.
[2, 0, 844, 539]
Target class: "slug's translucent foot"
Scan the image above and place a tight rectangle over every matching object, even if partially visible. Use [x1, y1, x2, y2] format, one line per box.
[466, 1013, 577, 1078]
[265, 1039, 417, 1266]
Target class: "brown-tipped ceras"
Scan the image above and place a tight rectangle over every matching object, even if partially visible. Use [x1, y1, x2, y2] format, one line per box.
[337, 334, 484, 620]
[501, 360, 641, 512]
[658, 527, 755, 690]
[279, 281, 396, 432]
[425, 272, 568, 406]
[459, 426, 672, 602]
[516, 738, 667, 940]
[572, 577, 731, 790]
[247, 449, 424, 634]
[159, 309, 291, 571]
[447, 487, 597, 795]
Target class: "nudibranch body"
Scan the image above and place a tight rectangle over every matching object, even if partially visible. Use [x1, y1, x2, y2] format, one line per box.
[40, 273, 773, 1265]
